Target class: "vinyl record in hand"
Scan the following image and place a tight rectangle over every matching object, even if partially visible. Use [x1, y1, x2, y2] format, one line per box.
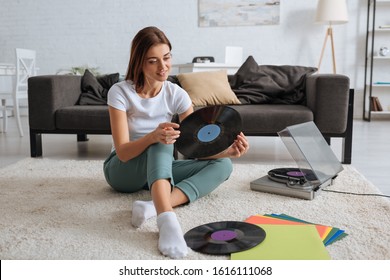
[176, 105, 242, 158]
[184, 221, 266, 255]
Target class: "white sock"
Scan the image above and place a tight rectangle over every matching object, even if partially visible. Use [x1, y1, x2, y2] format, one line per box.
[157, 211, 188, 259]
[131, 200, 157, 228]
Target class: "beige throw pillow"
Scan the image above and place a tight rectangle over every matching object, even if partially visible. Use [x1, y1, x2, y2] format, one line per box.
[177, 70, 241, 106]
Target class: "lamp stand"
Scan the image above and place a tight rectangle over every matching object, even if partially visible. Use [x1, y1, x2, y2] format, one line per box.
[318, 26, 337, 74]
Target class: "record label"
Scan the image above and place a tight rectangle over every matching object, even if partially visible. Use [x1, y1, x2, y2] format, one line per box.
[184, 221, 266, 255]
[176, 105, 242, 158]
[211, 230, 238, 241]
[197, 124, 221, 143]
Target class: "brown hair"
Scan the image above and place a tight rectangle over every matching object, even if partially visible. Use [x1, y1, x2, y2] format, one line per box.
[125, 26, 172, 90]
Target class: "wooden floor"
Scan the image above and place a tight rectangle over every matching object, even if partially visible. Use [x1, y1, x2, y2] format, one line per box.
[1, 116, 389, 195]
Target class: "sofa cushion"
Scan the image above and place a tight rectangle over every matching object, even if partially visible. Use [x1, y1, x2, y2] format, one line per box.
[177, 70, 241, 106]
[78, 70, 120, 105]
[230, 56, 317, 105]
[229, 104, 314, 134]
[56, 105, 111, 131]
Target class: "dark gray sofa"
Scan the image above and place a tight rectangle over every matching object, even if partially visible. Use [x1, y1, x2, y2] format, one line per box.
[28, 73, 353, 163]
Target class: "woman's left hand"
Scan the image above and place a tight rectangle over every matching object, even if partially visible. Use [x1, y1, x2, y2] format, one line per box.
[225, 132, 249, 158]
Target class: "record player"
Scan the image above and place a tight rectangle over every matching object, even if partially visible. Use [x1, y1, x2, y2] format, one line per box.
[250, 121, 343, 200]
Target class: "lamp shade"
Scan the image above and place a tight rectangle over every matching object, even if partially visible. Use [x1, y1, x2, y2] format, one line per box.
[315, 0, 348, 25]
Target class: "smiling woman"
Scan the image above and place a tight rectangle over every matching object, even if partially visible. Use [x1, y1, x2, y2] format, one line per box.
[102, 26, 249, 259]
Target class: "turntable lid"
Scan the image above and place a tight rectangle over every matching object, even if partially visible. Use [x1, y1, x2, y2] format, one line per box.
[277, 121, 343, 185]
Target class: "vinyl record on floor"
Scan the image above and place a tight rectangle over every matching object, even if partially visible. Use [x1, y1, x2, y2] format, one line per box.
[184, 221, 266, 255]
[176, 105, 242, 158]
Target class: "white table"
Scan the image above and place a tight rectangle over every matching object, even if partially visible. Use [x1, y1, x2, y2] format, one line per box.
[0, 63, 16, 74]
[0, 64, 16, 131]
[0, 63, 39, 93]
[0, 63, 15, 93]
[173, 63, 240, 74]
[0, 63, 39, 131]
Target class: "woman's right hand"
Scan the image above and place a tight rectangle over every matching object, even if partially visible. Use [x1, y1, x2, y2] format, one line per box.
[153, 122, 181, 144]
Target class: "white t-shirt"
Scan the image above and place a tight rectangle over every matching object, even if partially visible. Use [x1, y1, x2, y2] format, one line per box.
[107, 80, 192, 141]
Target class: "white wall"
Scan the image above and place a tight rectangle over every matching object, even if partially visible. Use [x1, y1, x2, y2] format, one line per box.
[0, 0, 367, 117]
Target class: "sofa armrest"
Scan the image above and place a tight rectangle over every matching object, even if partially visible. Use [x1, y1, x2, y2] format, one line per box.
[306, 74, 350, 134]
[28, 75, 82, 130]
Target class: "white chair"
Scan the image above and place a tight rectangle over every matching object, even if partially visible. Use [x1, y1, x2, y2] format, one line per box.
[0, 48, 36, 137]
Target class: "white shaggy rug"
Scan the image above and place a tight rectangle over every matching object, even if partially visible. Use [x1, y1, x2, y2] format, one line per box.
[0, 158, 389, 260]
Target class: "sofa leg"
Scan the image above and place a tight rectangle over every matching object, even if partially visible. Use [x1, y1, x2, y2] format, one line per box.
[77, 133, 89, 142]
[30, 131, 42, 157]
[341, 89, 354, 165]
[342, 137, 352, 164]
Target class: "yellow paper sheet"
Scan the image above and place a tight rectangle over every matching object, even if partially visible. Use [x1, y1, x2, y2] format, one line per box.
[231, 224, 331, 260]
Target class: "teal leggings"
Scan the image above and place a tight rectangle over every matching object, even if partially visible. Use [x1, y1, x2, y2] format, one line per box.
[103, 143, 233, 202]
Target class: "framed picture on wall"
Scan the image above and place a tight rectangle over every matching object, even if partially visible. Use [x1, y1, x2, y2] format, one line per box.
[198, 0, 280, 27]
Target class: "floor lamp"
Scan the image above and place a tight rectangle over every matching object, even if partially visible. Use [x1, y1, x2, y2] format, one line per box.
[316, 0, 348, 74]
